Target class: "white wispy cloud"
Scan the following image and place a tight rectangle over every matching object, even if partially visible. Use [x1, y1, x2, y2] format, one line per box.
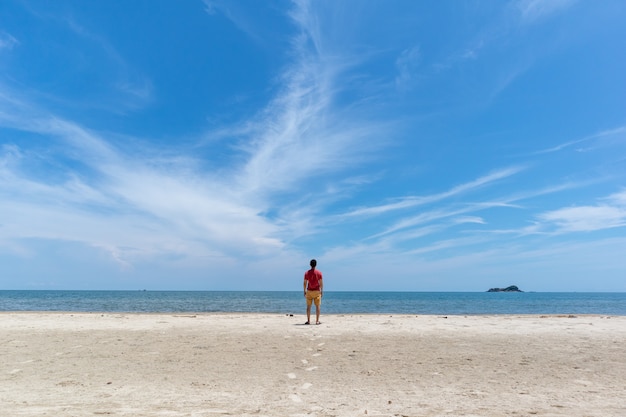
[48, 11, 155, 112]
[342, 166, 524, 218]
[203, 0, 278, 46]
[233, 1, 391, 197]
[322, 172, 610, 263]
[405, 235, 491, 256]
[517, 0, 577, 24]
[0, 103, 286, 264]
[395, 46, 421, 91]
[0, 31, 18, 50]
[607, 189, 626, 206]
[431, 0, 577, 104]
[501, 180, 599, 204]
[370, 201, 511, 242]
[0, 0, 393, 270]
[452, 216, 486, 225]
[540, 206, 626, 232]
[534, 126, 626, 155]
[538, 190, 626, 233]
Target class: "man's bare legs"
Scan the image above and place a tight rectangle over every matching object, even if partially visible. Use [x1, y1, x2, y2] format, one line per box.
[306, 304, 320, 324]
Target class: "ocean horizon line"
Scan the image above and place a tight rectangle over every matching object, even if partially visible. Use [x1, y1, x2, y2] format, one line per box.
[3, 289, 625, 293]
[1, 290, 624, 315]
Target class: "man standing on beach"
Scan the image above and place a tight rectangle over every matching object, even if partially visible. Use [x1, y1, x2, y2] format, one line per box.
[303, 259, 323, 325]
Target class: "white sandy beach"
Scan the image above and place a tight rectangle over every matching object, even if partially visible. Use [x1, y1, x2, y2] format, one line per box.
[1, 313, 625, 417]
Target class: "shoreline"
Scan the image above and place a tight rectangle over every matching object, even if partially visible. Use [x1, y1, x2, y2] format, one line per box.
[2, 310, 625, 317]
[2, 310, 624, 314]
[2, 313, 625, 416]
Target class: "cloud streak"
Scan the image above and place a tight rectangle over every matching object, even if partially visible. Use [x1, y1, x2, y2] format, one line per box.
[538, 190, 626, 233]
[0, 31, 18, 50]
[395, 46, 421, 91]
[234, 1, 393, 200]
[342, 166, 525, 218]
[534, 126, 626, 155]
[517, 0, 577, 24]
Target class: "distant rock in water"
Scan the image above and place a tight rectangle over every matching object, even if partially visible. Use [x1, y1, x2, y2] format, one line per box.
[487, 285, 522, 292]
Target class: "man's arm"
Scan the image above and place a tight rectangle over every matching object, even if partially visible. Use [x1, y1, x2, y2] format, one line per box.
[303, 278, 307, 296]
[319, 277, 323, 295]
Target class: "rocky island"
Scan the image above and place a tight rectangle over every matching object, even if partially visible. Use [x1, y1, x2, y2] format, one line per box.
[487, 285, 523, 292]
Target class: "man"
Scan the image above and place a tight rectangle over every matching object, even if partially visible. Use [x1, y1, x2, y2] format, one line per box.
[303, 259, 323, 325]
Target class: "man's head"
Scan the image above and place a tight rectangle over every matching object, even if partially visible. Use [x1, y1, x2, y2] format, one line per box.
[310, 259, 317, 268]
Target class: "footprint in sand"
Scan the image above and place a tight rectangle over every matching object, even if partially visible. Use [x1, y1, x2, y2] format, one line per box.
[287, 373, 297, 379]
[301, 359, 309, 365]
[289, 394, 302, 403]
[312, 353, 321, 357]
[301, 382, 312, 390]
[305, 366, 318, 371]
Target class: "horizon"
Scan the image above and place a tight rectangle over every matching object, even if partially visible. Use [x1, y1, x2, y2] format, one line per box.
[2, 289, 625, 293]
[1, 1, 625, 292]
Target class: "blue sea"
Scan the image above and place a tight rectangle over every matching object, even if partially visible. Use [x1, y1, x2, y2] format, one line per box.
[0, 291, 625, 315]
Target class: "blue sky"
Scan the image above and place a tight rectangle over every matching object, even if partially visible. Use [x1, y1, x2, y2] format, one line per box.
[1, 0, 625, 291]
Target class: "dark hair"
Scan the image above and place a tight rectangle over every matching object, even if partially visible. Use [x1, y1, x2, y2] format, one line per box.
[310, 259, 317, 267]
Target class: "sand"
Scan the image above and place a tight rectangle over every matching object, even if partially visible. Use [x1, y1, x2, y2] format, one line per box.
[1, 313, 624, 417]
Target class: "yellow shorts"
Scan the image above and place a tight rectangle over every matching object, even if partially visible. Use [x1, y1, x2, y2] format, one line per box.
[305, 290, 322, 307]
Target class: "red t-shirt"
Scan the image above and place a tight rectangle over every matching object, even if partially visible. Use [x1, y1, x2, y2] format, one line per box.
[304, 269, 323, 291]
